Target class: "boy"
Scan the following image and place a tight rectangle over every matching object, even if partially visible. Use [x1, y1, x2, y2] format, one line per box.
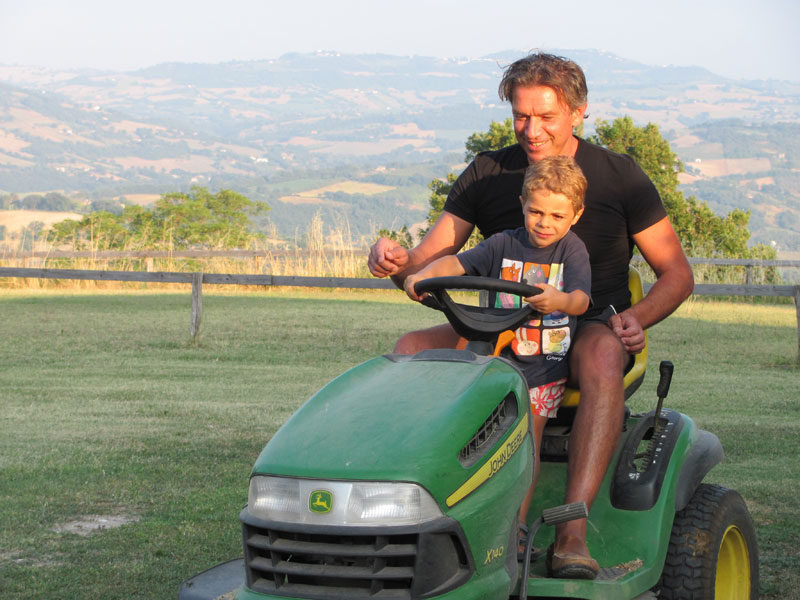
[404, 156, 591, 556]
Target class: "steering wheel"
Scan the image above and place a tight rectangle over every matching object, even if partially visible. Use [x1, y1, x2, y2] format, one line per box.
[414, 276, 541, 343]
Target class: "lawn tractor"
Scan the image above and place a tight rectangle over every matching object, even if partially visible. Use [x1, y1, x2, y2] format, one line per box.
[179, 270, 758, 600]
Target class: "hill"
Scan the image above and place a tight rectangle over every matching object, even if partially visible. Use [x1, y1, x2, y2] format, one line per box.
[0, 50, 799, 248]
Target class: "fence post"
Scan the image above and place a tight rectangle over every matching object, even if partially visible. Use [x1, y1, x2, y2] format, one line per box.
[191, 272, 203, 341]
[794, 286, 800, 361]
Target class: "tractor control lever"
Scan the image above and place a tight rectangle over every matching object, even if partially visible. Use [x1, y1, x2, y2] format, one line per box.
[542, 501, 589, 526]
[653, 361, 674, 433]
[520, 502, 589, 599]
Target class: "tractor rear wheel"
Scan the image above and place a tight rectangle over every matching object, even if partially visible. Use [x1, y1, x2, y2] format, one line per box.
[658, 483, 758, 599]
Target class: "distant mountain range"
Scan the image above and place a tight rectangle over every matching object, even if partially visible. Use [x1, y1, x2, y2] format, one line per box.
[1, 49, 799, 249]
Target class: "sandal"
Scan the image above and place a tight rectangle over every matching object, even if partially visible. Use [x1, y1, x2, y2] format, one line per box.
[545, 541, 599, 580]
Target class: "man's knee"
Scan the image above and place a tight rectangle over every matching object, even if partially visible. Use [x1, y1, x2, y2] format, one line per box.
[393, 324, 461, 354]
[394, 330, 428, 354]
[571, 325, 628, 378]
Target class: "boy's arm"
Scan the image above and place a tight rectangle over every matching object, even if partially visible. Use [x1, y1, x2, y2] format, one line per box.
[524, 285, 589, 316]
[404, 255, 466, 301]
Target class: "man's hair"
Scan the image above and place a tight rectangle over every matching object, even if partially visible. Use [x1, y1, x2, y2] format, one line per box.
[521, 156, 587, 213]
[498, 52, 588, 111]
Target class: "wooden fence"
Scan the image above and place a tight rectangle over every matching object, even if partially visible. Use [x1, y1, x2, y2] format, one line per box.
[6, 249, 799, 283]
[1, 259, 799, 356]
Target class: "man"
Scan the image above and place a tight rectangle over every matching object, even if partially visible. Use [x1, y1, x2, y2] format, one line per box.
[368, 52, 694, 579]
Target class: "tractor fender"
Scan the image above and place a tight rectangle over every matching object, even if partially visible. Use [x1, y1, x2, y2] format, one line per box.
[674, 429, 724, 511]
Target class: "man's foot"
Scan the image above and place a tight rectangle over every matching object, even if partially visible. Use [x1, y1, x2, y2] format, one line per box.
[546, 535, 599, 580]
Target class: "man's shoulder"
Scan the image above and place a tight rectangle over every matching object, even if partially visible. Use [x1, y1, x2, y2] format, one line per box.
[473, 144, 528, 171]
[576, 137, 641, 171]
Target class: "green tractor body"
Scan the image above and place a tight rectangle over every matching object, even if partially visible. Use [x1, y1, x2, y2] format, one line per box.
[239, 351, 533, 600]
[179, 276, 757, 600]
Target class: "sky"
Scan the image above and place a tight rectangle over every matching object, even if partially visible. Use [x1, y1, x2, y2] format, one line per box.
[1, 0, 798, 82]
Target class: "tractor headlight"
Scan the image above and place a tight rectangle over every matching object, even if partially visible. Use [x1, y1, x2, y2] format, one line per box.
[248, 476, 444, 526]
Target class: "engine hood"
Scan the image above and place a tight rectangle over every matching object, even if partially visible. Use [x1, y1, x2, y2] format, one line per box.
[252, 349, 530, 506]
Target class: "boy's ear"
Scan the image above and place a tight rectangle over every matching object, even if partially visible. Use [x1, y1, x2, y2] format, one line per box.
[571, 207, 585, 225]
[519, 195, 525, 206]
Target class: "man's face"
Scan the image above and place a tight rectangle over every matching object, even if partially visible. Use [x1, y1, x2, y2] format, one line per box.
[511, 85, 587, 163]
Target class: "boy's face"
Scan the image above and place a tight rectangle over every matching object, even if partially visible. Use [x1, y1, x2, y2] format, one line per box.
[521, 189, 583, 248]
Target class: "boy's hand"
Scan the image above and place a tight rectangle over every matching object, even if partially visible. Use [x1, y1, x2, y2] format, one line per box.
[403, 274, 425, 302]
[524, 283, 559, 315]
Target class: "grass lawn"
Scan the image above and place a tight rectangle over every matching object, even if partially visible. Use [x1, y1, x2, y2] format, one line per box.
[0, 288, 797, 599]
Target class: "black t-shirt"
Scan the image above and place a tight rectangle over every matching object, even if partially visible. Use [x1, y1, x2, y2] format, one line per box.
[443, 137, 666, 311]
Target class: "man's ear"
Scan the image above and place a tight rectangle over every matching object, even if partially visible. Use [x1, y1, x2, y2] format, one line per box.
[571, 103, 588, 128]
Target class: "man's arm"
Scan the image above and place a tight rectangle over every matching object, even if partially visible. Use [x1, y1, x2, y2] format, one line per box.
[367, 211, 475, 288]
[611, 216, 694, 353]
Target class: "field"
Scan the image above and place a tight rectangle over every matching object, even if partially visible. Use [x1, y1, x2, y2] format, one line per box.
[278, 181, 396, 205]
[0, 288, 798, 599]
[0, 209, 82, 235]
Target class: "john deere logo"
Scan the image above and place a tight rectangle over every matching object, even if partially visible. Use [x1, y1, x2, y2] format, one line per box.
[309, 490, 333, 514]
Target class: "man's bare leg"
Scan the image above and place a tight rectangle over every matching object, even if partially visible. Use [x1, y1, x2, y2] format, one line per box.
[553, 323, 627, 571]
[394, 323, 465, 354]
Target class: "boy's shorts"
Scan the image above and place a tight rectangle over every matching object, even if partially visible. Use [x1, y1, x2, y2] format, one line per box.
[528, 378, 567, 419]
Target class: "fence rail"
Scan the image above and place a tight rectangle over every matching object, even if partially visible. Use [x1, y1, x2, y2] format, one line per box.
[1, 266, 798, 356]
[7, 249, 800, 267]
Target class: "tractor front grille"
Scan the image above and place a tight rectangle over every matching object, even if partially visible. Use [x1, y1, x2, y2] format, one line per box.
[242, 519, 471, 599]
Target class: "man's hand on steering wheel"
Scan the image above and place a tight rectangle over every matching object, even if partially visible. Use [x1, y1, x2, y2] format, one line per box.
[609, 310, 645, 354]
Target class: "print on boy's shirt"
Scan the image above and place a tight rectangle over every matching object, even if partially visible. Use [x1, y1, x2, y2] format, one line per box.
[497, 259, 523, 308]
[496, 258, 572, 360]
[542, 263, 568, 327]
[543, 327, 570, 355]
[512, 325, 540, 356]
[522, 262, 549, 286]
[496, 258, 565, 318]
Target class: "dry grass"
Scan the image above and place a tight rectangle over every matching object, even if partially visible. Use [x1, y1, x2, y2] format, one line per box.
[0, 214, 371, 290]
[1, 216, 790, 291]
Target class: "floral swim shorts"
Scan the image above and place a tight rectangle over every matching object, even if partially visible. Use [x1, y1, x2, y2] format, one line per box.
[528, 378, 567, 419]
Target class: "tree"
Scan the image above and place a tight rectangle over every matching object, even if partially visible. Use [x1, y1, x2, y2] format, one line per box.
[376, 225, 414, 249]
[416, 172, 458, 240]
[147, 187, 268, 249]
[49, 187, 269, 251]
[464, 118, 516, 162]
[49, 210, 130, 251]
[590, 117, 775, 260]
